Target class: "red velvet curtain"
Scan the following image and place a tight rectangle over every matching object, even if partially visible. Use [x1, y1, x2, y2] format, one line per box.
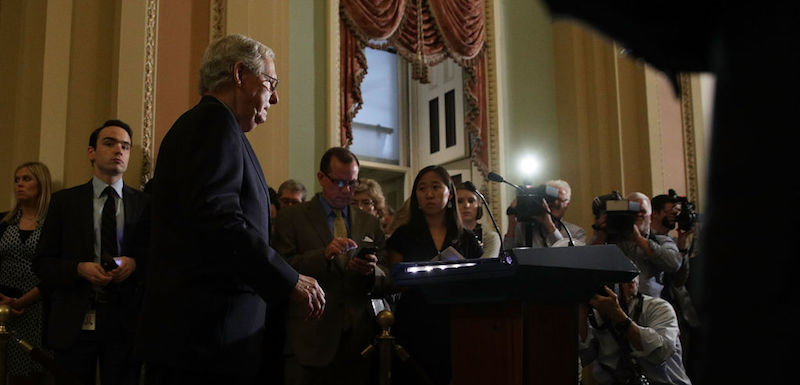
[340, 0, 489, 176]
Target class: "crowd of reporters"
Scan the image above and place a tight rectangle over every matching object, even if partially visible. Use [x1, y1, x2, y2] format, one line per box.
[2, 153, 700, 385]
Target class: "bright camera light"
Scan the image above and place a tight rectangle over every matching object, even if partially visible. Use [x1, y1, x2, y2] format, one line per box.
[519, 155, 542, 176]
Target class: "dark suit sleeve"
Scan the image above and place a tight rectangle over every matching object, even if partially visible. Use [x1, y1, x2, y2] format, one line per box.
[173, 107, 298, 301]
[33, 191, 81, 295]
[122, 188, 150, 295]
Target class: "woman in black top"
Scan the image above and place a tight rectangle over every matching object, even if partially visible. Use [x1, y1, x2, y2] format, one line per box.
[386, 165, 482, 385]
[0, 161, 53, 384]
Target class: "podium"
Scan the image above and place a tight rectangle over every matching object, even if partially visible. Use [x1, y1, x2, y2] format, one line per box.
[391, 245, 638, 385]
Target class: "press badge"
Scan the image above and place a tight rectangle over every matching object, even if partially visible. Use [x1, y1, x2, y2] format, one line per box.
[81, 310, 97, 330]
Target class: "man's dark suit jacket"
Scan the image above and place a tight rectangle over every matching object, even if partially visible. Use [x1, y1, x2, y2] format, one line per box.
[33, 180, 149, 350]
[136, 95, 298, 376]
[273, 194, 388, 367]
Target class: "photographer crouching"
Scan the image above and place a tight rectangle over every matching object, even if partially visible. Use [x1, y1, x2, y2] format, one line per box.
[579, 276, 692, 385]
[590, 192, 682, 298]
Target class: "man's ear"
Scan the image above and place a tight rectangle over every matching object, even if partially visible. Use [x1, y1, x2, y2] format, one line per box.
[232, 61, 245, 86]
[88, 146, 96, 164]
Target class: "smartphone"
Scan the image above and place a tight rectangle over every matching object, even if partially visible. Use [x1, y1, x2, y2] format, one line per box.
[355, 246, 378, 260]
[101, 256, 119, 272]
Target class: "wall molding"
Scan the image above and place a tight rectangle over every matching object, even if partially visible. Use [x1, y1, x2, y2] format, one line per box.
[679, 73, 699, 205]
[140, 0, 158, 188]
[210, 0, 226, 41]
[483, 0, 503, 223]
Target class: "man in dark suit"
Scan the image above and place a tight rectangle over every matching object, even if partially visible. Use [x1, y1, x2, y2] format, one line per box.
[136, 34, 325, 385]
[34, 119, 149, 385]
[274, 147, 389, 385]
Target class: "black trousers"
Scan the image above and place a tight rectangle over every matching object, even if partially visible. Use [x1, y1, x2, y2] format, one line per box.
[53, 304, 139, 385]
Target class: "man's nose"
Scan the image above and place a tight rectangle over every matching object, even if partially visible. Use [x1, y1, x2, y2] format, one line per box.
[270, 90, 279, 105]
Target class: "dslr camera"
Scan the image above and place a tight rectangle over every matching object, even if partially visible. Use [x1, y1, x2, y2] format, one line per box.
[591, 190, 641, 242]
[506, 184, 560, 222]
[668, 189, 699, 231]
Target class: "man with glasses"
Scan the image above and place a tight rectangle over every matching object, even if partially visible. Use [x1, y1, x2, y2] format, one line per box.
[277, 179, 308, 209]
[591, 193, 682, 299]
[137, 34, 324, 385]
[505, 179, 587, 247]
[273, 147, 388, 385]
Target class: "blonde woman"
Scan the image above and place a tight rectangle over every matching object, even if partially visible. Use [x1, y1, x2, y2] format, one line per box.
[351, 177, 387, 219]
[0, 161, 52, 383]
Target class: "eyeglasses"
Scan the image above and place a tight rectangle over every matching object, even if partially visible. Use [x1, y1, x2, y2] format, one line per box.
[323, 172, 359, 189]
[257, 72, 280, 92]
[235, 65, 280, 92]
[352, 199, 375, 208]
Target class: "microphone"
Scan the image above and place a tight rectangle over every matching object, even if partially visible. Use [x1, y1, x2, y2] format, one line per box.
[487, 172, 525, 193]
[464, 181, 508, 262]
[554, 216, 576, 247]
[486, 171, 504, 183]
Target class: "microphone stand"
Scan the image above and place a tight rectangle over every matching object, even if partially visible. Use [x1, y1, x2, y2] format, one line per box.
[552, 214, 575, 246]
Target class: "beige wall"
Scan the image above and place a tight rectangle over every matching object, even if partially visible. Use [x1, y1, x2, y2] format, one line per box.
[64, 0, 118, 187]
[154, 0, 210, 160]
[546, 21, 696, 232]
[1, 0, 47, 206]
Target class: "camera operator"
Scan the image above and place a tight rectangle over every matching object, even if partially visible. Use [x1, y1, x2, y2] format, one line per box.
[579, 276, 692, 385]
[591, 192, 682, 298]
[504, 179, 586, 248]
[651, 193, 701, 367]
[651, 194, 695, 255]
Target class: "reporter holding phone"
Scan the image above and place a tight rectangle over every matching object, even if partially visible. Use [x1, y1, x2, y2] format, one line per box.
[272, 147, 388, 385]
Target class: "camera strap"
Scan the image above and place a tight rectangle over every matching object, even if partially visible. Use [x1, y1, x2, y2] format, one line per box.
[607, 293, 649, 384]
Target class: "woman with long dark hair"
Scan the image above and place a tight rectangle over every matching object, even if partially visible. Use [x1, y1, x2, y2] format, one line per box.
[386, 165, 482, 385]
[0, 161, 53, 385]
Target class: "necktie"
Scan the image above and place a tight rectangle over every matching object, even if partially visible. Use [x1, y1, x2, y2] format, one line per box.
[101, 186, 119, 259]
[333, 209, 348, 270]
[333, 209, 347, 238]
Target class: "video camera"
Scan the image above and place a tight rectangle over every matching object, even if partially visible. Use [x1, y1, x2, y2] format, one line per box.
[591, 191, 640, 241]
[506, 184, 560, 222]
[668, 189, 699, 231]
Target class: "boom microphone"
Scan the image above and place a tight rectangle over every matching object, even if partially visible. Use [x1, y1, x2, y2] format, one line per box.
[487, 172, 525, 193]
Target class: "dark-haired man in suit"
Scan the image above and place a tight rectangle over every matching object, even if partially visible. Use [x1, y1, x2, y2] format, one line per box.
[34, 119, 149, 385]
[274, 147, 388, 385]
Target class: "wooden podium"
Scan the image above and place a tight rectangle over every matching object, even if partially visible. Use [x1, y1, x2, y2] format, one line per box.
[391, 245, 637, 385]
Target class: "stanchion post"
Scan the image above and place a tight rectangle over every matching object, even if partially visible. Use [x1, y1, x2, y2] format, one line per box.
[1, 304, 11, 385]
[362, 309, 396, 385]
[375, 310, 394, 385]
